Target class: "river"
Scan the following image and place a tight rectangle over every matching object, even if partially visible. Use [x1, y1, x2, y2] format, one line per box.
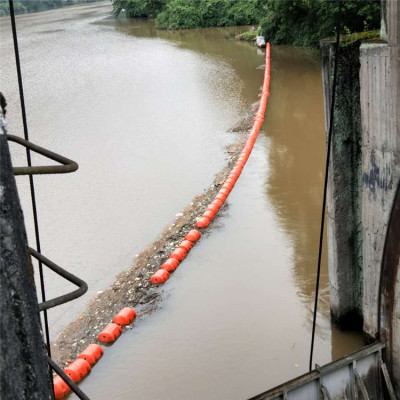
[0, 2, 363, 398]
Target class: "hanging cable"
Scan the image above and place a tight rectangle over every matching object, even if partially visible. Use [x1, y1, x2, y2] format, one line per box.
[8, 0, 52, 359]
[309, 0, 343, 372]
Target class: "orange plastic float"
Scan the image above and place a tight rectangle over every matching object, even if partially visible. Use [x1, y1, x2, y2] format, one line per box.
[169, 247, 187, 261]
[178, 240, 194, 252]
[185, 229, 201, 242]
[161, 258, 179, 272]
[98, 323, 122, 343]
[203, 209, 216, 219]
[150, 269, 170, 284]
[64, 358, 91, 382]
[113, 307, 136, 326]
[212, 199, 223, 207]
[53, 376, 71, 399]
[78, 344, 104, 365]
[215, 193, 227, 202]
[195, 216, 211, 228]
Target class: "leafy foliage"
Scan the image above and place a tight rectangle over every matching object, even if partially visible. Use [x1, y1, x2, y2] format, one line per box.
[259, 0, 380, 47]
[112, 0, 380, 47]
[155, 0, 267, 29]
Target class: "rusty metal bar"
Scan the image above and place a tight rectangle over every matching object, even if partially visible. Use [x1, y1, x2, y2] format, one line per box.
[28, 248, 88, 311]
[355, 371, 370, 400]
[381, 362, 397, 400]
[6, 134, 78, 175]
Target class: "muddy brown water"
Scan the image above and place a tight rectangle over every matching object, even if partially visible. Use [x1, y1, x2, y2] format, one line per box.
[0, 2, 363, 397]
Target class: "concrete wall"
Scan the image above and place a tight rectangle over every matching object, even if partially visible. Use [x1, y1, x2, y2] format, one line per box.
[0, 132, 52, 400]
[321, 41, 363, 328]
[360, 22, 400, 340]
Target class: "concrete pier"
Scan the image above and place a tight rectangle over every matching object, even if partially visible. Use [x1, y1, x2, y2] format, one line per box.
[360, 1, 400, 340]
[320, 40, 363, 328]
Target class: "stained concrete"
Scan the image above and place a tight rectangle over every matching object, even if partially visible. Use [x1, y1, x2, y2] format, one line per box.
[320, 40, 363, 328]
[360, 42, 400, 339]
[0, 133, 52, 400]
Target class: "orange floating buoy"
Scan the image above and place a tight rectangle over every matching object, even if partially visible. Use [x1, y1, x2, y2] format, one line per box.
[195, 216, 211, 228]
[185, 229, 201, 242]
[53, 376, 71, 399]
[178, 240, 194, 252]
[98, 323, 122, 343]
[78, 344, 104, 366]
[203, 209, 216, 219]
[222, 182, 233, 190]
[212, 198, 223, 207]
[150, 269, 170, 284]
[219, 187, 231, 196]
[206, 203, 220, 214]
[226, 177, 235, 184]
[215, 193, 227, 202]
[169, 247, 187, 261]
[64, 359, 91, 382]
[161, 258, 179, 272]
[112, 307, 136, 326]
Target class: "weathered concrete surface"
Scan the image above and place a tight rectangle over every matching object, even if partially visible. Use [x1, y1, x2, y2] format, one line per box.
[0, 133, 52, 400]
[360, 35, 400, 339]
[379, 181, 400, 396]
[320, 40, 363, 328]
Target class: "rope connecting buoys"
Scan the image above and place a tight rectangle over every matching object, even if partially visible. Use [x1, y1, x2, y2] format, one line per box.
[98, 323, 122, 343]
[64, 358, 91, 382]
[78, 343, 104, 365]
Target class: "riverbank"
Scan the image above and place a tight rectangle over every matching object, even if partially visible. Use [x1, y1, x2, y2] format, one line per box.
[52, 101, 260, 367]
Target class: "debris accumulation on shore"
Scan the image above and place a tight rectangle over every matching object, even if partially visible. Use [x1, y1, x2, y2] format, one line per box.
[52, 100, 261, 367]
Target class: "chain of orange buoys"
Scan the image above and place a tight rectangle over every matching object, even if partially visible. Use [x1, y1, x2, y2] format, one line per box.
[52, 43, 271, 399]
[150, 42, 271, 284]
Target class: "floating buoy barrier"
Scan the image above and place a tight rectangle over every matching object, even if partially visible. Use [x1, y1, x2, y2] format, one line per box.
[149, 44, 270, 289]
[53, 376, 71, 399]
[78, 343, 104, 365]
[161, 258, 179, 272]
[150, 268, 170, 284]
[185, 229, 201, 242]
[195, 43, 271, 228]
[64, 358, 91, 382]
[98, 323, 122, 343]
[169, 247, 187, 261]
[178, 240, 194, 252]
[112, 307, 136, 326]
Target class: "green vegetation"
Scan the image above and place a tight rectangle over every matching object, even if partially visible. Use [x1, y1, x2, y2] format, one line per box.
[236, 29, 258, 42]
[113, 0, 381, 48]
[0, 0, 104, 17]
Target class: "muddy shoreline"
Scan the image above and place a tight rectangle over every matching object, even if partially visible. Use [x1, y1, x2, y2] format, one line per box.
[51, 101, 260, 368]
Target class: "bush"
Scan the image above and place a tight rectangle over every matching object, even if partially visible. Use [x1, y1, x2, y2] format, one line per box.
[259, 0, 380, 48]
[155, 0, 267, 29]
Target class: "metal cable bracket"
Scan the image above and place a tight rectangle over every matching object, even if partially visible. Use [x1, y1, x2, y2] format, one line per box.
[6, 134, 78, 175]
